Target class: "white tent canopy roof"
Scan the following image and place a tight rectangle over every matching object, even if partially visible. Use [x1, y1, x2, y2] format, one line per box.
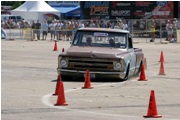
[11, 1, 60, 22]
[13, 1, 60, 12]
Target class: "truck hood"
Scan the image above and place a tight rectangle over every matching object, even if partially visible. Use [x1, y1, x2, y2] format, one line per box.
[62, 46, 128, 58]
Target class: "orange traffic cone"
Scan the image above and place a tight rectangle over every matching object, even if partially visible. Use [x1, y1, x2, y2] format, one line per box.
[54, 81, 68, 106]
[138, 64, 147, 81]
[143, 90, 162, 118]
[144, 58, 147, 70]
[159, 51, 165, 62]
[52, 74, 61, 96]
[53, 41, 58, 51]
[158, 61, 166, 75]
[82, 70, 93, 89]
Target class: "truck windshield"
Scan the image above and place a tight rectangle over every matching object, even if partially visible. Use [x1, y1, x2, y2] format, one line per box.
[72, 31, 127, 49]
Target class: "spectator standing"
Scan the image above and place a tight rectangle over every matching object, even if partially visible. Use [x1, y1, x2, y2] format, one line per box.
[166, 20, 173, 42]
[106, 20, 112, 28]
[174, 18, 179, 26]
[139, 20, 145, 30]
[172, 20, 177, 42]
[21, 18, 26, 28]
[56, 21, 63, 40]
[118, 20, 124, 30]
[96, 21, 101, 28]
[11, 20, 17, 28]
[149, 19, 156, 42]
[123, 21, 128, 30]
[114, 22, 119, 29]
[111, 21, 115, 29]
[49, 21, 56, 40]
[128, 20, 132, 33]
[35, 20, 41, 40]
[89, 20, 96, 28]
[61, 21, 68, 41]
[100, 20, 106, 28]
[67, 21, 74, 41]
[21, 19, 27, 37]
[177, 20, 180, 30]
[85, 21, 90, 28]
[78, 21, 84, 28]
[31, 20, 36, 40]
[74, 21, 79, 30]
[42, 20, 48, 40]
[54, 20, 59, 40]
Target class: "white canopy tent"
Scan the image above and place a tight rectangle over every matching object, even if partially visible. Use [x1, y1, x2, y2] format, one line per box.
[11, 1, 60, 22]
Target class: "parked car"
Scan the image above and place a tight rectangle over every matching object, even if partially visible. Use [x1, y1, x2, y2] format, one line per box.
[1, 15, 22, 23]
[57, 28, 144, 81]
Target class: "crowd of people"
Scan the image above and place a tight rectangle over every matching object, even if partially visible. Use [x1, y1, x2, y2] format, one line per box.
[165, 18, 180, 43]
[1, 18, 180, 42]
[1, 18, 31, 29]
[29, 19, 129, 41]
[139, 18, 180, 43]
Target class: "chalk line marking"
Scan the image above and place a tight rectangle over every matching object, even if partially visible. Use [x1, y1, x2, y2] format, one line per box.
[41, 82, 143, 118]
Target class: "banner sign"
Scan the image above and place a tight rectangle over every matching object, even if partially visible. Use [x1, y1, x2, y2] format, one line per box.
[81, 1, 174, 19]
[110, 1, 174, 19]
[81, 1, 110, 19]
[110, 1, 131, 19]
[48, 1, 80, 7]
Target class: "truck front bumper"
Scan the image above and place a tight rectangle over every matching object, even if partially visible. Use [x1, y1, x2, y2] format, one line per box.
[57, 68, 126, 79]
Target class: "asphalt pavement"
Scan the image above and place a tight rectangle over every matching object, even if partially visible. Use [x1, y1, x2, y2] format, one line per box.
[1, 38, 180, 120]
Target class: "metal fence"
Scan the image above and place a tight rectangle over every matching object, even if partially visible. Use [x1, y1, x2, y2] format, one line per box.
[2, 18, 180, 42]
[3, 28, 76, 41]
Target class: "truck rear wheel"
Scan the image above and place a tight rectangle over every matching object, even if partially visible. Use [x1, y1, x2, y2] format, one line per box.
[135, 61, 142, 76]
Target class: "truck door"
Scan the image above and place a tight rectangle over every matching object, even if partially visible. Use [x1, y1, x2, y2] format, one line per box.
[127, 37, 136, 76]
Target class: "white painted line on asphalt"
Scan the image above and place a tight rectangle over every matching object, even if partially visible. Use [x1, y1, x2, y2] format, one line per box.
[41, 82, 180, 119]
[42, 92, 140, 118]
[41, 82, 141, 118]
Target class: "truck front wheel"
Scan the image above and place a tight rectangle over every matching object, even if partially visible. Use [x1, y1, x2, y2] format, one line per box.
[122, 64, 130, 81]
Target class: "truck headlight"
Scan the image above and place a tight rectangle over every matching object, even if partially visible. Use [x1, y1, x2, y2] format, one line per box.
[114, 62, 122, 70]
[60, 59, 68, 68]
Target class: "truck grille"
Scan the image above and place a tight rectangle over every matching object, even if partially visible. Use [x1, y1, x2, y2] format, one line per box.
[67, 57, 114, 71]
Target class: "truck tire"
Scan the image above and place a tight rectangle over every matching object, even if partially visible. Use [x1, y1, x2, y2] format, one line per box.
[135, 61, 142, 77]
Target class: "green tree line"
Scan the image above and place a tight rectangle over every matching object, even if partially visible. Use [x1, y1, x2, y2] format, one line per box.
[1, 1, 24, 9]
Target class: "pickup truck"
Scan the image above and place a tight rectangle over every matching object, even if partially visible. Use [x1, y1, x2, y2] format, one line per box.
[57, 28, 144, 81]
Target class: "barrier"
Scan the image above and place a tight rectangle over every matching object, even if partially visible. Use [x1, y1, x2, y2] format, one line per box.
[52, 29, 75, 41]
[23, 28, 32, 40]
[5, 29, 21, 40]
[2, 18, 179, 42]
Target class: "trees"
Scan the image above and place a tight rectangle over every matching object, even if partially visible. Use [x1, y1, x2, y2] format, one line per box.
[1, 1, 15, 6]
[1, 1, 24, 9]
[12, 1, 23, 9]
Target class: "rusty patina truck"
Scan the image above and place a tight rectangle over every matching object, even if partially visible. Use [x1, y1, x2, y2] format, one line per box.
[57, 28, 144, 80]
